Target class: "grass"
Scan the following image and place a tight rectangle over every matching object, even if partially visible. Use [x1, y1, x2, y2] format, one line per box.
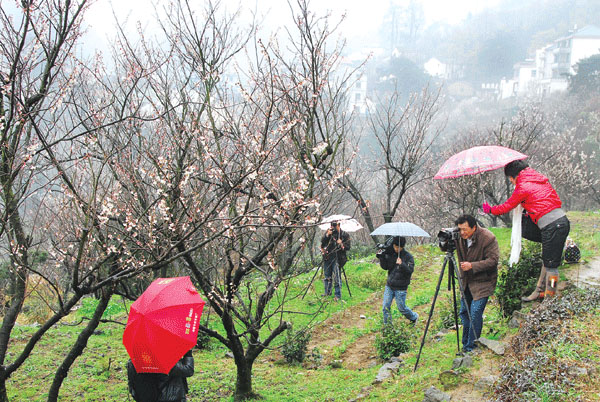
[6, 210, 600, 401]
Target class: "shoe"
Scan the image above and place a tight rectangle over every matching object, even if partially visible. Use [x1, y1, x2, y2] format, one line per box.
[334, 297, 340, 302]
[522, 266, 546, 302]
[410, 315, 418, 326]
[545, 271, 559, 297]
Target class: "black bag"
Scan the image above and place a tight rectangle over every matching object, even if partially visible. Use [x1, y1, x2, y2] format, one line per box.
[564, 239, 581, 263]
[127, 360, 163, 402]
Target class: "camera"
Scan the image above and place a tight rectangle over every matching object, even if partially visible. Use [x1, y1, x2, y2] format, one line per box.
[375, 236, 395, 258]
[437, 227, 459, 252]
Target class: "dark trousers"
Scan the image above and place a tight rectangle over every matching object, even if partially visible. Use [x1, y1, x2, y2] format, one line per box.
[522, 214, 570, 268]
[541, 216, 570, 269]
[323, 257, 341, 298]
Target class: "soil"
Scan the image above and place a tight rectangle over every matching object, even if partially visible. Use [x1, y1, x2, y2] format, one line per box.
[309, 293, 382, 369]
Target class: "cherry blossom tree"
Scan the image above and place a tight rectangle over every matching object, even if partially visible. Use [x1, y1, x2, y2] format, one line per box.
[0, 1, 191, 400]
[109, 0, 353, 399]
[337, 85, 444, 244]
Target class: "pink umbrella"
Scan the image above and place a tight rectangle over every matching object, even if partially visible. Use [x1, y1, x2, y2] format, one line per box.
[434, 145, 527, 180]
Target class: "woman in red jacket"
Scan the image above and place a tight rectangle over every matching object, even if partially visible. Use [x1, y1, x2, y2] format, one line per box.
[482, 160, 570, 300]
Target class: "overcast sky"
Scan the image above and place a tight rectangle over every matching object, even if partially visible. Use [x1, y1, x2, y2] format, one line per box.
[85, 0, 502, 54]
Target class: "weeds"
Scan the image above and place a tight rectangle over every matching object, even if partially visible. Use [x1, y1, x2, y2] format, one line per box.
[375, 319, 415, 360]
[495, 241, 542, 317]
[282, 328, 312, 364]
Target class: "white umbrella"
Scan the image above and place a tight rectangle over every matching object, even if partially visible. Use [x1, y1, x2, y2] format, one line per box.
[318, 215, 363, 233]
[370, 222, 430, 237]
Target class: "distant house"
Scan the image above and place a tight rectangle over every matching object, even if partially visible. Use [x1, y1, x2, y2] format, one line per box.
[346, 73, 374, 114]
[424, 57, 447, 79]
[502, 25, 600, 99]
[423, 57, 465, 81]
[553, 25, 600, 76]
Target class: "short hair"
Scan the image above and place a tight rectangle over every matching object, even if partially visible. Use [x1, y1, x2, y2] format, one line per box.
[504, 160, 529, 179]
[392, 236, 406, 248]
[455, 214, 477, 228]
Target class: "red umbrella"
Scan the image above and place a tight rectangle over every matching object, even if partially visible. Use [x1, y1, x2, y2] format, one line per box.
[433, 145, 527, 179]
[123, 276, 205, 373]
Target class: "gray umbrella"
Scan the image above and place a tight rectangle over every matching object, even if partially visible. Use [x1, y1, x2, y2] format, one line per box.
[370, 222, 430, 237]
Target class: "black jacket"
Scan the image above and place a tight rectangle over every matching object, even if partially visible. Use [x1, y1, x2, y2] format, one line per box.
[158, 350, 194, 401]
[128, 350, 194, 402]
[378, 248, 415, 291]
[320, 230, 351, 266]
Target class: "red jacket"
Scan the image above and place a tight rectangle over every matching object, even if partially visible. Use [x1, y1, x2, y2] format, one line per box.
[491, 167, 562, 225]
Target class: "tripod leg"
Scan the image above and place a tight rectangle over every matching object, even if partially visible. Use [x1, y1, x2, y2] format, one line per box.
[302, 264, 322, 300]
[450, 267, 460, 352]
[340, 265, 352, 298]
[449, 254, 473, 325]
[414, 256, 448, 372]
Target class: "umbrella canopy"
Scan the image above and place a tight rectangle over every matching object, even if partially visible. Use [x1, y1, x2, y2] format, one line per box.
[318, 214, 363, 232]
[370, 222, 430, 237]
[123, 276, 205, 374]
[434, 145, 527, 179]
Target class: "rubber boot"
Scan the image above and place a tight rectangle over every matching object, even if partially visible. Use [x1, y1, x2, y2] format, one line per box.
[545, 270, 559, 297]
[522, 266, 546, 302]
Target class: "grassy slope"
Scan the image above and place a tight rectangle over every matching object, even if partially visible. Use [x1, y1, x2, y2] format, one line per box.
[7, 211, 600, 401]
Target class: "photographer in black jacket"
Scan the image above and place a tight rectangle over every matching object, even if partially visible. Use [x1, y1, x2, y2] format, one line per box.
[377, 236, 418, 325]
[320, 221, 351, 301]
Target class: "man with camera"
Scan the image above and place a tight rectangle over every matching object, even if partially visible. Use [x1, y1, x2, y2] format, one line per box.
[320, 221, 351, 301]
[455, 214, 499, 354]
[376, 236, 418, 325]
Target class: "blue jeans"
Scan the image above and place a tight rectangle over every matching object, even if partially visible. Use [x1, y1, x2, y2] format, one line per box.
[323, 258, 341, 299]
[382, 286, 418, 324]
[459, 286, 488, 352]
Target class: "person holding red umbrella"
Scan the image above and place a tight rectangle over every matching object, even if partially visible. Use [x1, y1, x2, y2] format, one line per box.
[127, 350, 194, 402]
[482, 160, 570, 300]
[123, 276, 205, 401]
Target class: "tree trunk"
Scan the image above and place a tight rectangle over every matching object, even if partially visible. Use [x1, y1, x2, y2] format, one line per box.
[233, 357, 255, 401]
[0, 371, 8, 402]
[46, 289, 112, 402]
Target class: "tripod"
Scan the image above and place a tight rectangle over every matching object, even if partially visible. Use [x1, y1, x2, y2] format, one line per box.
[413, 248, 472, 372]
[302, 254, 351, 299]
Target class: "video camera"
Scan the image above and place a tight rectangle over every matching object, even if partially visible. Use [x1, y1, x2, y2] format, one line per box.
[375, 236, 395, 258]
[437, 227, 459, 252]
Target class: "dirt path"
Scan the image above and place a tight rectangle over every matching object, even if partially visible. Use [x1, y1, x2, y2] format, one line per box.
[564, 257, 600, 288]
[308, 293, 382, 369]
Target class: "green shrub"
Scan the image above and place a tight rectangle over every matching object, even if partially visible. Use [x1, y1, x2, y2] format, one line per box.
[495, 241, 542, 317]
[281, 328, 312, 364]
[353, 269, 386, 290]
[375, 319, 415, 360]
[305, 346, 323, 367]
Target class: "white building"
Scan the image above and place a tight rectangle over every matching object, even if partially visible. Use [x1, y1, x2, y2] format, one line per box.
[553, 25, 600, 77]
[346, 73, 374, 114]
[501, 25, 600, 99]
[424, 57, 448, 79]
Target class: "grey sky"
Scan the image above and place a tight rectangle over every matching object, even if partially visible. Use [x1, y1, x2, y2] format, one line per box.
[85, 0, 501, 54]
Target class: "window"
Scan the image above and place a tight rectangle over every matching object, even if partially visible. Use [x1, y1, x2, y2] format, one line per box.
[355, 93, 361, 101]
[531, 70, 536, 78]
[356, 81, 361, 89]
